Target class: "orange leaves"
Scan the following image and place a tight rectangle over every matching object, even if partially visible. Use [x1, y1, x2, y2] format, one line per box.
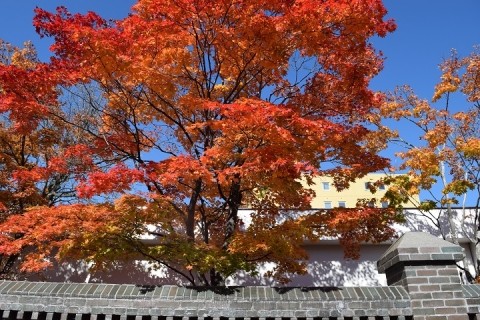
[432, 48, 480, 103]
[11, 168, 47, 192]
[77, 164, 144, 198]
[0, 204, 119, 272]
[382, 49, 480, 211]
[432, 51, 462, 102]
[432, 73, 461, 102]
[0, 65, 54, 134]
[381, 86, 438, 123]
[309, 207, 401, 259]
[458, 138, 480, 159]
[0, 41, 66, 136]
[463, 49, 480, 102]
[0, 0, 398, 283]
[0, 53, 86, 222]
[34, 7, 107, 56]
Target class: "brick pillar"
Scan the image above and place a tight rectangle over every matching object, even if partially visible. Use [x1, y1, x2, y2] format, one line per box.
[377, 232, 468, 320]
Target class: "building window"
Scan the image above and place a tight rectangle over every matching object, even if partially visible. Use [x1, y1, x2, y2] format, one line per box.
[379, 184, 386, 190]
[365, 182, 373, 190]
[381, 201, 389, 208]
[322, 182, 330, 190]
[324, 201, 332, 209]
[338, 201, 346, 208]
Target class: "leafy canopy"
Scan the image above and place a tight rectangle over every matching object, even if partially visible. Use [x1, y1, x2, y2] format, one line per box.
[380, 48, 480, 280]
[0, 0, 398, 285]
[0, 40, 87, 278]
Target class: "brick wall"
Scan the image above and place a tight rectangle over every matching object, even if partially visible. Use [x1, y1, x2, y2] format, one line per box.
[377, 232, 471, 320]
[0, 283, 412, 319]
[0, 232, 480, 320]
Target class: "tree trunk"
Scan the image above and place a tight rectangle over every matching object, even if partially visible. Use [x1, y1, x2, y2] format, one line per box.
[186, 179, 202, 242]
[222, 178, 242, 250]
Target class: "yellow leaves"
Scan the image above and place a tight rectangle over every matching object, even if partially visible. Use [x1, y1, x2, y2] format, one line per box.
[453, 111, 469, 122]
[440, 197, 459, 206]
[463, 50, 480, 102]
[227, 212, 313, 282]
[380, 100, 405, 119]
[432, 78, 460, 102]
[362, 125, 397, 151]
[423, 122, 450, 148]
[381, 87, 436, 123]
[432, 50, 462, 102]
[384, 49, 480, 212]
[443, 180, 475, 196]
[398, 148, 441, 190]
[418, 200, 437, 211]
[412, 100, 432, 118]
[114, 194, 146, 209]
[431, 48, 480, 103]
[456, 137, 480, 159]
[466, 140, 480, 158]
[383, 49, 480, 206]
[10, 42, 38, 70]
[0, 40, 37, 69]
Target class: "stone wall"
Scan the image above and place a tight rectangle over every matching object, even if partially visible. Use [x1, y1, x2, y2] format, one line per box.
[0, 232, 479, 320]
[0, 283, 412, 319]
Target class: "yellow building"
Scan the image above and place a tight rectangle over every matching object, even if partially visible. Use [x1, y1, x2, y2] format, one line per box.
[308, 173, 419, 209]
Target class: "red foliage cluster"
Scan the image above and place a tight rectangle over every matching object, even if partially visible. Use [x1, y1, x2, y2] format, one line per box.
[0, 0, 398, 285]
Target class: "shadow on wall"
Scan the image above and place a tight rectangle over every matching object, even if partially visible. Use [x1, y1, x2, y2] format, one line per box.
[399, 209, 447, 237]
[227, 244, 389, 287]
[27, 260, 185, 285]
[289, 244, 388, 286]
[400, 208, 476, 239]
[25, 244, 389, 286]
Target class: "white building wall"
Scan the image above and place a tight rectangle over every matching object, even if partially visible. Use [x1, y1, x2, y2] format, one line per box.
[28, 208, 479, 286]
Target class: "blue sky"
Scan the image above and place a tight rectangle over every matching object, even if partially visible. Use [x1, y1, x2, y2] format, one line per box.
[0, 0, 479, 204]
[1, 0, 478, 99]
[372, 0, 480, 98]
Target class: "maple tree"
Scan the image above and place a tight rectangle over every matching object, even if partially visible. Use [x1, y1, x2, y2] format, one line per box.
[380, 48, 480, 281]
[0, 40, 86, 278]
[0, 0, 399, 285]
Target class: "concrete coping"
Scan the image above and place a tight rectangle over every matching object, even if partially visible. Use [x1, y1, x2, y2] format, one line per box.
[377, 232, 465, 273]
[0, 281, 414, 318]
[0, 281, 410, 301]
